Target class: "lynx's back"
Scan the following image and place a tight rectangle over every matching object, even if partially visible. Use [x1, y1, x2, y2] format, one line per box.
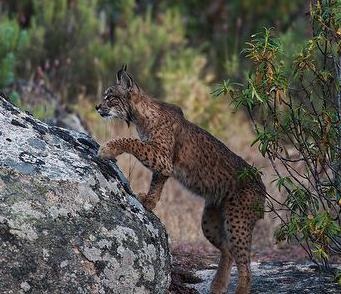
[171, 117, 256, 201]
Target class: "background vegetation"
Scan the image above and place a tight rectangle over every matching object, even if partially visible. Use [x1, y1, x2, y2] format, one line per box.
[216, 0, 341, 270]
[0, 0, 340, 271]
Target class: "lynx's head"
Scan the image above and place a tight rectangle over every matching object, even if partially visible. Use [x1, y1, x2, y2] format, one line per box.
[96, 64, 138, 124]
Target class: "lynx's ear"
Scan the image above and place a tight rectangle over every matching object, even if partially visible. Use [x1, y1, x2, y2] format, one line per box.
[121, 71, 134, 90]
[116, 64, 133, 90]
[116, 64, 126, 83]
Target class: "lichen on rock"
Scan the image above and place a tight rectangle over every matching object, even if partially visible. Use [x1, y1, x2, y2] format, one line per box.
[0, 95, 171, 293]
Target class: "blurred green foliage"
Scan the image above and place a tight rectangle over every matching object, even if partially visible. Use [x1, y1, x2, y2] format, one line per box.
[164, 0, 306, 77]
[0, 0, 308, 103]
[94, 7, 187, 96]
[22, 0, 101, 99]
[0, 0, 242, 135]
[0, 17, 28, 89]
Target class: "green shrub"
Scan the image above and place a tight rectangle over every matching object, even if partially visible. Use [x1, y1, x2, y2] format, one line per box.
[217, 1, 341, 269]
[0, 18, 29, 89]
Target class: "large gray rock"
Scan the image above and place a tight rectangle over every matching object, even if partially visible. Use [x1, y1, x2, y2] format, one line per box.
[0, 95, 171, 293]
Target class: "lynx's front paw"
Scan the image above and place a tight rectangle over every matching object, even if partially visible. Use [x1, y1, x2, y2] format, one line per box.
[138, 193, 157, 211]
[98, 141, 122, 159]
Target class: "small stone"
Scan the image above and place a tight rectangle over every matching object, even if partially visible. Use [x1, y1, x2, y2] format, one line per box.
[20, 281, 31, 292]
[60, 260, 69, 268]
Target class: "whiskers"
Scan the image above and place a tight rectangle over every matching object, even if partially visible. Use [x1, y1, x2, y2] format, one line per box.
[127, 123, 137, 183]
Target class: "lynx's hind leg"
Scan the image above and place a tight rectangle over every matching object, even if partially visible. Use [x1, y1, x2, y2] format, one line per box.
[222, 189, 262, 294]
[202, 203, 233, 294]
[224, 213, 252, 294]
[202, 203, 225, 249]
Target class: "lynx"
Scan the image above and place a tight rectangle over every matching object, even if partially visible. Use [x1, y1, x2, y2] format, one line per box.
[96, 65, 265, 294]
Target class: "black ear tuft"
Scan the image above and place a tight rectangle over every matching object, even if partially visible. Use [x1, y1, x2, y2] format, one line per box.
[116, 69, 123, 83]
[116, 64, 129, 84]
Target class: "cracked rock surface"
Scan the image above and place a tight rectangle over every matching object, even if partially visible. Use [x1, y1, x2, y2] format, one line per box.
[186, 261, 341, 293]
[0, 95, 171, 293]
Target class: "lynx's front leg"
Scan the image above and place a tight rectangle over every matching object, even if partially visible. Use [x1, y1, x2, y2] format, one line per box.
[139, 172, 168, 210]
[99, 138, 174, 174]
[98, 138, 173, 209]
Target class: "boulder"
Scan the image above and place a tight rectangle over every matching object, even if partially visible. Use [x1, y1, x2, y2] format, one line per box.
[0, 95, 171, 293]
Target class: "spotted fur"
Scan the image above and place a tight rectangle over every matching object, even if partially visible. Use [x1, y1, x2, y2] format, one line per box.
[96, 65, 266, 294]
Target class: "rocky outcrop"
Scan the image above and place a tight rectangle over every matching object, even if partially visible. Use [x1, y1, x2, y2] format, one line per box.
[186, 261, 341, 293]
[0, 95, 171, 293]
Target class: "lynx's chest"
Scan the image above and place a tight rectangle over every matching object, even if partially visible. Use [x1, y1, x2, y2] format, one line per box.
[136, 125, 150, 142]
